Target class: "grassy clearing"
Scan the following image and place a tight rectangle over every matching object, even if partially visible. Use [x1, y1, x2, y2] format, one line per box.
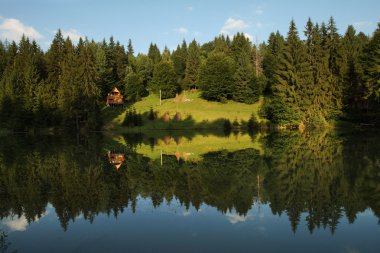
[109, 131, 264, 161]
[102, 90, 265, 131]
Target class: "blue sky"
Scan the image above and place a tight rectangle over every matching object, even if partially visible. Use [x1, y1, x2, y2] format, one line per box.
[1, 0, 379, 53]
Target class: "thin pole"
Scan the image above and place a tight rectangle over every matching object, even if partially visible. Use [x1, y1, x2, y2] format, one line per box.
[161, 149, 163, 166]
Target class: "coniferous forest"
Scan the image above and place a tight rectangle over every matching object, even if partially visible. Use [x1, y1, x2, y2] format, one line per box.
[0, 17, 379, 131]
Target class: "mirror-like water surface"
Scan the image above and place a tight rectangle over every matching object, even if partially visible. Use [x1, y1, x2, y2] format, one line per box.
[0, 130, 379, 253]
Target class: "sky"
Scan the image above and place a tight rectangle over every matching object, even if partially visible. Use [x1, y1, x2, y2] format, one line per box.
[1, 0, 379, 53]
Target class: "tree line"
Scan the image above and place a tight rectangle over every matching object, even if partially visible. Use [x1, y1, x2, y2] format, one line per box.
[0, 17, 379, 130]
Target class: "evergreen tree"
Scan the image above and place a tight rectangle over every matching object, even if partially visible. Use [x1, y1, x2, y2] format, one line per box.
[267, 20, 312, 125]
[171, 40, 187, 86]
[148, 43, 161, 64]
[362, 23, 380, 100]
[115, 41, 128, 83]
[151, 58, 178, 99]
[127, 38, 134, 58]
[199, 52, 234, 102]
[263, 31, 285, 94]
[341, 25, 366, 112]
[303, 18, 331, 124]
[95, 41, 113, 97]
[125, 72, 146, 102]
[325, 17, 344, 118]
[135, 54, 154, 86]
[183, 39, 201, 89]
[230, 33, 259, 103]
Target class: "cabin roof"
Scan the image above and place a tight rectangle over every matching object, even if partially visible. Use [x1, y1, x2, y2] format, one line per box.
[111, 87, 121, 94]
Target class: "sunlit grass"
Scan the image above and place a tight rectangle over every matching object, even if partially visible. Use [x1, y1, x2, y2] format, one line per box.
[102, 90, 265, 131]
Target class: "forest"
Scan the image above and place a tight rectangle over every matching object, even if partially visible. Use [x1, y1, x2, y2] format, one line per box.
[0, 17, 379, 131]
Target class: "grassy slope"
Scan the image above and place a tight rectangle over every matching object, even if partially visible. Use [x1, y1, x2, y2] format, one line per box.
[109, 132, 264, 161]
[102, 91, 264, 131]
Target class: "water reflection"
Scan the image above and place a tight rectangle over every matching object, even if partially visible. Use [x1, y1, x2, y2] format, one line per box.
[0, 130, 379, 251]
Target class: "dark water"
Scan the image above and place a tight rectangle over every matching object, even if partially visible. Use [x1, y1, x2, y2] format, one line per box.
[0, 130, 379, 253]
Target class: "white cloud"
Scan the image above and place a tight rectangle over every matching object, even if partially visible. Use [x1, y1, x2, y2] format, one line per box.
[192, 31, 201, 36]
[255, 6, 264, 15]
[174, 27, 189, 34]
[2, 216, 29, 232]
[226, 211, 250, 224]
[0, 17, 43, 41]
[2, 211, 48, 232]
[59, 29, 82, 43]
[220, 17, 249, 35]
[244, 33, 253, 41]
[187, 6, 194, 11]
[353, 21, 373, 28]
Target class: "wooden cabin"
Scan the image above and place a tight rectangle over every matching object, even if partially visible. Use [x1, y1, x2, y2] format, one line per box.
[107, 87, 124, 106]
[107, 151, 125, 169]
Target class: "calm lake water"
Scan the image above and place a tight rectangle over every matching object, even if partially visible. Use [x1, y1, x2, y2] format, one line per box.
[0, 130, 379, 253]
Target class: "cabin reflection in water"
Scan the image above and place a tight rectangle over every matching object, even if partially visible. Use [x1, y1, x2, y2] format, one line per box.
[107, 151, 125, 169]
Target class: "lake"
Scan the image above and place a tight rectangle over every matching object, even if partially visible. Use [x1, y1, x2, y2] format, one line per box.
[0, 130, 379, 253]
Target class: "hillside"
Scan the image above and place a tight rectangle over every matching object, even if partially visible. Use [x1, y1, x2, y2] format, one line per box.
[102, 91, 264, 131]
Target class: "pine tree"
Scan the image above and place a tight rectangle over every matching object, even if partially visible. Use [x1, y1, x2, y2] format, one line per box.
[183, 39, 201, 89]
[341, 25, 366, 112]
[268, 20, 312, 125]
[325, 17, 344, 118]
[127, 38, 134, 58]
[135, 54, 154, 87]
[362, 23, 380, 101]
[171, 40, 187, 86]
[198, 52, 234, 102]
[115, 41, 128, 83]
[95, 41, 113, 97]
[263, 31, 285, 94]
[125, 72, 146, 102]
[230, 33, 258, 103]
[303, 18, 330, 124]
[148, 43, 161, 64]
[151, 58, 178, 99]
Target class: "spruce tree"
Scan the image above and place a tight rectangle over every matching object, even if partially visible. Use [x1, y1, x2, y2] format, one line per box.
[268, 20, 312, 125]
[263, 31, 284, 94]
[341, 25, 365, 112]
[183, 39, 201, 90]
[148, 43, 161, 64]
[171, 40, 187, 87]
[230, 33, 258, 103]
[198, 52, 234, 102]
[151, 58, 178, 99]
[362, 23, 380, 100]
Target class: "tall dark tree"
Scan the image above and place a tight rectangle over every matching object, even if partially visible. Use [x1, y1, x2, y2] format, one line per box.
[199, 52, 234, 102]
[148, 43, 161, 64]
[263, 31, 285, 94]
[362, 23, 380, 101]
[151, 58, 178, 99]
[266, 20, 312, 125]
[341, 25, 366, 112]
[230, 33, 259, 103]
[171, 40, 188, 87]
[183, 40, 201, 89]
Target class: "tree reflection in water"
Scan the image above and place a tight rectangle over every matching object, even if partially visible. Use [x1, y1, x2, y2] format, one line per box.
[0, 130, 379, 233]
